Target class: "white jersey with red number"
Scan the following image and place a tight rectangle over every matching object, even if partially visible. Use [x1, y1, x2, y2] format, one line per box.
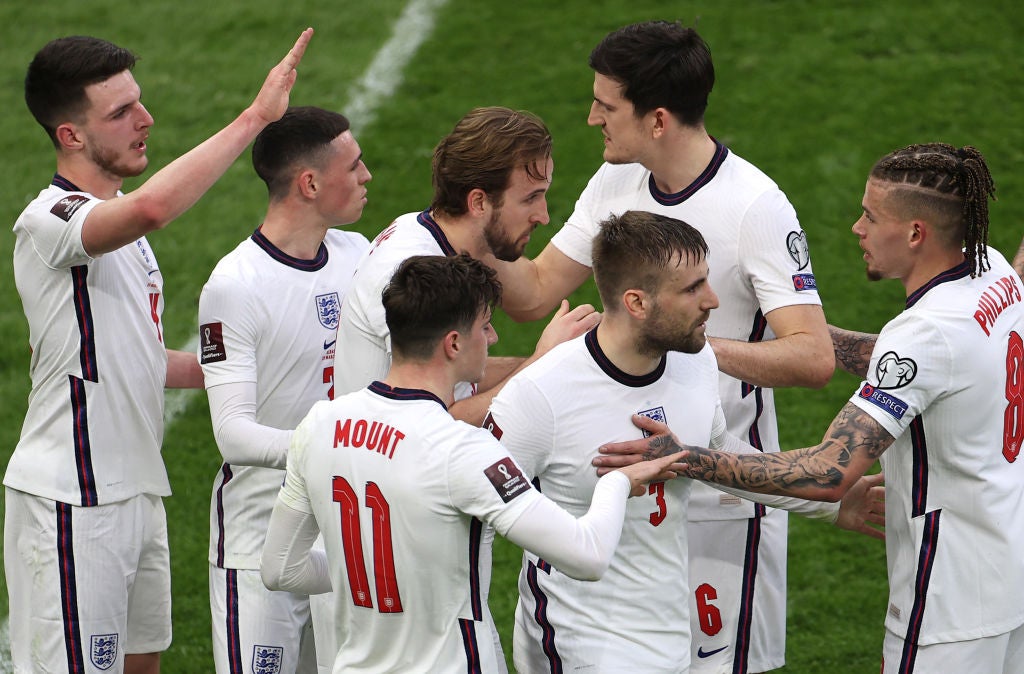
[334, 210, 473, 400]
[6, 177, 169, 505]
[199, 227, 368, 569]
[849, 248, 1024, 645]
[486, 330, 726, 673]
[279, 383, 547, 673]
[551, 145, 820, 520]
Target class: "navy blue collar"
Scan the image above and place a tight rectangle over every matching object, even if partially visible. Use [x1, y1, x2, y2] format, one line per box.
[648, 139, 729, 206]
[417, 210, 457, 255]
[368, 380, 448, 409]
[585, 328, 665, 387]
[906, 258, 972, 308]
[250, 227, 328, 271]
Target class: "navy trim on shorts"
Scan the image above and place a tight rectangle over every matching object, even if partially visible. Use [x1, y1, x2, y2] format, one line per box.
[458, 618, 483, 674]
[225, 568, 244, 673]
[56, 502, 86, 672]
[732, 516, 762, 673]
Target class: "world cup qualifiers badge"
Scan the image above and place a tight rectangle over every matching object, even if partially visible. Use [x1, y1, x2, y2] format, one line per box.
[485, 457, 530, 503]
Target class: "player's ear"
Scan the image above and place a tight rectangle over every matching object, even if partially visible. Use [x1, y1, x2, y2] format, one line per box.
[622, 288, 648, 319]
[296, 168, 318, 199]
[55, 122, 83, 152]
[442, 329, 461, 361]
[467, 188, 490, 218]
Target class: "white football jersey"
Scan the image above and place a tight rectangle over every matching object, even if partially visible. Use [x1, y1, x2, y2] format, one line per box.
[279, 383, 546, 673]
[199, 227, 368, 569]
[552, 145, 821, 520]
[487, 330, 726, 672]
[6, 177, 170, 505]
[334, 210, 473, 400]
[849, 247, 1024, 645]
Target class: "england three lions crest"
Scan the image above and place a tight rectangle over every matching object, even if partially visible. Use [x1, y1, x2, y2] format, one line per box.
[316, 292, 341, 330]
[90, 634, 118, 670]
[252, 645, 284, 674]
[637, 406, 667, 438]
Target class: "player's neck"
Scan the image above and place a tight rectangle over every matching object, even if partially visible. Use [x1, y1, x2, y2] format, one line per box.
[902, 247, 969, 298]
[647, 128, 716, 196]
[595, 320, 662, 377]
[430, 210, 489, 258]
[384, 361, 457, 409]
[259, 207, 329, 260]
[55, 155, 123, 200]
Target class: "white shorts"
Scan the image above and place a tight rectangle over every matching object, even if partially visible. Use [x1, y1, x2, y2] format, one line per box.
[4, 489, 171, 673]
[209, 565, 317, 673]
[882, 623, 1024, 674]
[688, 508, 788, 673]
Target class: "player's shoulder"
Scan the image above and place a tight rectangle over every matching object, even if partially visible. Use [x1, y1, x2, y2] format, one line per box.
[205, 236, 266, 286]
[324, 227, 370, 252]
[15, 184, 99, 232]
[587, 161, 650, 193]
[718, 148, 781, 191]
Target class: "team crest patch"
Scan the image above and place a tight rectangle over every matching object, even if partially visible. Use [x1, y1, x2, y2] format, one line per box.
[875, 351, 917, 389]
[786, 231, 811, 270]
[484, 457, 531, 503]
[89, 633, 118, 670]
[858, 383, 909, 421]
[637, 406, 667, 438]
[50, 194, 90, 222]
[316, 292, 341, 330]
[792, 273, 817, 291]
[252, 645, 284, 674]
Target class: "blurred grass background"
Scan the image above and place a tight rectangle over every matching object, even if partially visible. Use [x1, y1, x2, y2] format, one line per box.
[1, 0, 1021, 671]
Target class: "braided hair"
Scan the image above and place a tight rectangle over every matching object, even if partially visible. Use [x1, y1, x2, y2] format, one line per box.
[870, 143, 995, 277]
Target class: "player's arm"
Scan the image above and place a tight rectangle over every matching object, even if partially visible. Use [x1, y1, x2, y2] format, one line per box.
[165, 349, 204, 388]
[206, 381, 293, 468]
[80, 29, 313, 256]
[1014, 234, 1024, 280]
[708, 303, 833, 389]
[502, 453, 685, 580]
[828, 324, 877, 378]
[450, 299, 600, 425]
[488, 244, 592, 322]
[596, 402, 894, 503]
[260, 500, 330, 595]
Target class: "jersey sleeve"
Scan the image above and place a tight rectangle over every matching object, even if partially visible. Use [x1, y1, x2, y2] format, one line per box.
[18, 192, 101, 269]
[277, 407, 318, 515]
[738, 188, 822, 315]
[484, 373, 555, 480]
[550, 166, 609, 268]
[198, 271, 260, 387]
[849, 313, 949, 441]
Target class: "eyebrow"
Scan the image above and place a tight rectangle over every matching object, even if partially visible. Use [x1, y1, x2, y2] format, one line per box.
[350, 153, 364, 170]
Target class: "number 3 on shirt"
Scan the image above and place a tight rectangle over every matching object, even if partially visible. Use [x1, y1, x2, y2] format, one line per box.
[1004, 331, 1024, 462]
[332, 477, 404, 612]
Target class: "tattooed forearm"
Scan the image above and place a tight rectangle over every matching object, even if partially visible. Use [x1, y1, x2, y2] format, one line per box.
[675, 403, 895, 500]
[828, 324, 875, 378]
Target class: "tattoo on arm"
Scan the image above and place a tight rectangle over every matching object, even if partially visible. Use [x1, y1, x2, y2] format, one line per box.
[828, 325, 875, 378]
[664, 403, 893, 497]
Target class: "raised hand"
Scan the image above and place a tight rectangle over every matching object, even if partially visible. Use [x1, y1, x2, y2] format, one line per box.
[533, 299, 601, 357]
[250, 27, 314, 125]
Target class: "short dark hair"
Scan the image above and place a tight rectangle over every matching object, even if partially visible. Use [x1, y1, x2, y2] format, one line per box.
[252, 106, 352, 200]
[589, 20, 714, 126]
[25, 36, 138, 147]
[870, 143, 996, 277]
[430, 107, 552, 217]
[383, 254, 502, 360]
[592, 210, 709, 311]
